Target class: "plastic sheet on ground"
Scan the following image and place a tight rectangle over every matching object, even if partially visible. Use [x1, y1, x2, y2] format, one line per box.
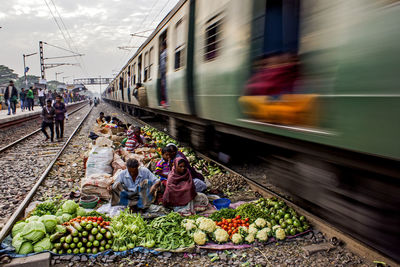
[0, 234, 160, 258]
[198, 230, 312, 250]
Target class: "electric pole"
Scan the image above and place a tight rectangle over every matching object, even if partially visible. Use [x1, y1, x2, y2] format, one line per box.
[23, 52, 37, 87]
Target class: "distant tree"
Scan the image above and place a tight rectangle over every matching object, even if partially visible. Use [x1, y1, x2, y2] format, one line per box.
[0, 65, 18, 85]
[47, 80, 64, 92]
[15, 75, 40, 90]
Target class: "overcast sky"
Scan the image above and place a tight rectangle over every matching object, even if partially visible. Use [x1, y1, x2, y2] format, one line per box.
[0, 0, 178, 92]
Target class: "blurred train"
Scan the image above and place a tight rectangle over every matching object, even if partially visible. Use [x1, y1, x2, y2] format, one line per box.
[103, 0, 400, 261]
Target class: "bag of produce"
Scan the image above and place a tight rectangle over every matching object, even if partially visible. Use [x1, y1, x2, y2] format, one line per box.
[39, 215, 58, 233]
[85, 147, 114, 177]
[21, 221, 46, 242]
[62, 200, 79, 215]
[81, 173, 113, 200]
[33, 237, 53, 253]
[12, 222, 26, 237]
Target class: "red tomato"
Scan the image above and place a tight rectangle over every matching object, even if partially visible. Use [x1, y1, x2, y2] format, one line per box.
[236, 215, 241, 220]
[98, 217, 103, 222]
[245, 218, 249, 222]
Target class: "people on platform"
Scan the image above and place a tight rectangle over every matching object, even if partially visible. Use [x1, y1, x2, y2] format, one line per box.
[111, 158, 161, 209]
[166, 144, 207, 192]
[19, 88, 26, 112]
[26, 87, 34, 111]
[53, 95, 67, 141]
[38, 88, 45, 107]
[41, 99, 55, 142]
[4, 81, 18, 115]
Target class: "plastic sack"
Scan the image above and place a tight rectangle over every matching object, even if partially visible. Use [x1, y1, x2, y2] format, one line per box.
[96, 203, 125, 218]
[81, 173, 113, 200]
[85, 147, 114, 177]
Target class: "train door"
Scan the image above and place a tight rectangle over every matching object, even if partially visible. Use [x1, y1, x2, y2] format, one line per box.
[119, 76, 124, 101]
[158, 30, 168, 106]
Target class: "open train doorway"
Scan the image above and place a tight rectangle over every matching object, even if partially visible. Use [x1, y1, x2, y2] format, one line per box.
[158, 30, 168, 107]
[138, 54, 142, 84]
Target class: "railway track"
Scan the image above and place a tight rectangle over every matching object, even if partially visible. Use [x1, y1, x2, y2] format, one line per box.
[0, 102, 88, 150]
[120, 108, 397, 266]
[0, 103, 93, 236]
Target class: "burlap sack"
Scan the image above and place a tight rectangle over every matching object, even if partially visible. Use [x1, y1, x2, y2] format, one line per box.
[81, 173, 113, 200]
[96, 137, 113, 147]
[112, 153, 126, 174]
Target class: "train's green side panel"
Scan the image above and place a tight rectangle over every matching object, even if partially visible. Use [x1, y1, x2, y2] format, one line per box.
[193, 0, 400, 160]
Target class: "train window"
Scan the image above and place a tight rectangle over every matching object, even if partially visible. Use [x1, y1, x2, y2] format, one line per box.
[204, 19, 223, 61]
[133, 63, 136, 85]
[174, 19, 185, 70]
[144, 52, 149, 82]
[149, 47, 153, 80]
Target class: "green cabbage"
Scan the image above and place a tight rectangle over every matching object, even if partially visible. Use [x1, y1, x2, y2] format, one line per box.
[21, 221, 46, 242]
[39, 215, 57, 233]
[19, 242, 33, 254]
[12, 233, 25, 252]
[61, 213, 73, 222]
[61, 200, 78, 214]
[12, 222, 26, 237]
[33, 237, 52, 253]
[76, 207, 86, 217]
[55, 209, 63, 216]
[25, 216, 40, 223]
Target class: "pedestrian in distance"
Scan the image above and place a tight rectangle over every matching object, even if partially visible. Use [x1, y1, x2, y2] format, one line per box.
[38, 87, 46, 107]
[41, 99, 55, 142]
[26, 87, 34, 111]
[19, 88, 26, 112]
[53, 95, 67, 141]
[4, 81, 18, 115]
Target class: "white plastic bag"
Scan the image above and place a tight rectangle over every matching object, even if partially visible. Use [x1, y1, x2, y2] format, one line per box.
[85, 146, 114, 177]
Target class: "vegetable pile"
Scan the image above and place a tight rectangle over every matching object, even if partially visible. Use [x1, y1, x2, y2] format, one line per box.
[50, 216, 112, 254]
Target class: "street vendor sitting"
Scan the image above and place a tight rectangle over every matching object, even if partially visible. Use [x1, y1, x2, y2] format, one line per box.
[96, 112, 105, 125]
[166, 144, 207, 192]
[163, 157, 209, 216]
[126, 126, 145, 152]
[111, 158, 161, 209]
[154, 147, 170, 181]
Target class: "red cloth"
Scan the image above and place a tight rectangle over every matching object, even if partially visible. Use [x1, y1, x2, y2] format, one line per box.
[163, 158, 197, 207]
[245, 63, 298, 96]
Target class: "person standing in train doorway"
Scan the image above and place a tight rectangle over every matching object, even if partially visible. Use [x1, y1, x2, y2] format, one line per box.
[159, 42, 168, 108]
[53, 95, 67, 141]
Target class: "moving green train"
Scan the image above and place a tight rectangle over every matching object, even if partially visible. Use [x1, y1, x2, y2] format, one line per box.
[104, 0, 400, 262]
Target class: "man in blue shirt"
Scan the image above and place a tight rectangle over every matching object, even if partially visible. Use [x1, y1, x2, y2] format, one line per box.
[111, 158, 161, 209]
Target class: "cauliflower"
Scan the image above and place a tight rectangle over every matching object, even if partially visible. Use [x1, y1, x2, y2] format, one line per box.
[182, 219, 197, 231]
[196, 217, 206, 225]
[198, 218, 216, 233]
[272, 225, 281, 231]
[245, 233, 255, 243]
[231, 233, 243, 244]
[275, 228, 286, 240]
[248, 224, 258, 235]
[256, 228, 269, 242]
[267, 221, 272, 228]
[193, 230, 207, 245]
[254, 218, 267, 229]
[213, 228, 229, 243]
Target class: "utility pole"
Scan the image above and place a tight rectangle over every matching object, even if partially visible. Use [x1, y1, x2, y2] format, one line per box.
[23, 52, 37, 88]
[39, 41, 45, 79]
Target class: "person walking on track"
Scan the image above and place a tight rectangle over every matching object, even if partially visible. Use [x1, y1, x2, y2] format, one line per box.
[53, 95, 67, 141]
[19, 88, 26, 112]
[41, 99, 55, 142]
[26, 87, 35, 111]
[4, 81, 18, 115]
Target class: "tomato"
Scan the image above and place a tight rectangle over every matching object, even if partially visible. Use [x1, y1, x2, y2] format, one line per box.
[233, 223, 237, 228]
[245, 223, 249, 227]
[227, 219, 232, 223]
[245, 218, 249, 222]
[236, 215, 241, 220]
[98, 217, 103, 222]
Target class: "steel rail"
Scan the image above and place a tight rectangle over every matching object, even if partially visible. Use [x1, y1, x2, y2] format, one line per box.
[0, 102, 88, 153]
[0, 105, 93, 243]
